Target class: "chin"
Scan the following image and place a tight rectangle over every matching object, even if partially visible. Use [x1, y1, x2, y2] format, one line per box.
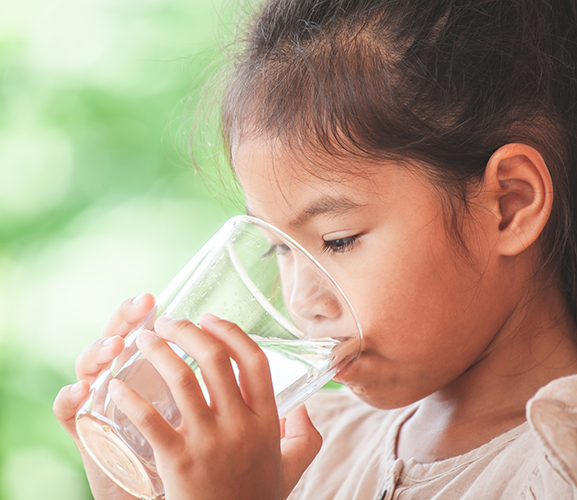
[333, 373, 426, 410]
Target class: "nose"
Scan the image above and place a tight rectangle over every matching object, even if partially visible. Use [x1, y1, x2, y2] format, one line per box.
[287, 258, 343, 323]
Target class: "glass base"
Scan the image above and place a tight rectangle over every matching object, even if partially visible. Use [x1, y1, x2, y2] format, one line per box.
[76, 413, 164, 500]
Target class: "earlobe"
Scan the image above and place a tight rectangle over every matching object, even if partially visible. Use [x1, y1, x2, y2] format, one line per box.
[483, 144, 553, 257]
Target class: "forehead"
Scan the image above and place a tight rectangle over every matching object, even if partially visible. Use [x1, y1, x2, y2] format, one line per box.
[232, 137, 399, 225]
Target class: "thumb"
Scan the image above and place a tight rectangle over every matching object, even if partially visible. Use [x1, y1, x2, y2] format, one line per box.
[280, 405, 322, 496]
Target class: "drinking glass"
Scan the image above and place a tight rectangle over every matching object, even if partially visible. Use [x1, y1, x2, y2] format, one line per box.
[75, 215, 362, 499]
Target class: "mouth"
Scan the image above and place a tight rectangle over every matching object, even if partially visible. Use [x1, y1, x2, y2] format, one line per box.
[332, 356, 359, 384]
[331, 348, 369, 390]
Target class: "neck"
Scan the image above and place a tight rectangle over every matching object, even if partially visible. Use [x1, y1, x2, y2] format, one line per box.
[397, 279, 577, 463]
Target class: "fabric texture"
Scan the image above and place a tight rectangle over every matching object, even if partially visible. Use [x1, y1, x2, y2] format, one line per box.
[287, 375, 577, 500]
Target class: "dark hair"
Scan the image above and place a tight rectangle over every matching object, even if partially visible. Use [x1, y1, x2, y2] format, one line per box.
[221, 0, 577, 321]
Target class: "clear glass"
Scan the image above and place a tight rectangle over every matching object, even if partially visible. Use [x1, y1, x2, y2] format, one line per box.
[75, 215, 362, 499]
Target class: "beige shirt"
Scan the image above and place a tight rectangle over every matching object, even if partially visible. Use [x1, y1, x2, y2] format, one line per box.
[288, 375, 577, 500]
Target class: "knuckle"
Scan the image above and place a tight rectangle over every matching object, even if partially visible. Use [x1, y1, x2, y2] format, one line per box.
[133, 407, 158, 430]
[164, 319, 196, 342]
[52, 389, 68, 419]
[74, 342, 101, 377]
[167, 438, 196, 473]
[149, 340, 166, 356]
[200, 342, 229, 368]
[171, 366, 197, 391]
[219, 320, 242, 335]
[247, 348, 270, 372]
[116, 294, 153, 326]
[74, 354, 89, 378]
[119, 296, 136, 314]
[101, 299, 132, 335]
[139, 335, 163, 355]
[53, 385, 82, 421]
[172, 318, 195, 334]
[74, 357, 83, 377]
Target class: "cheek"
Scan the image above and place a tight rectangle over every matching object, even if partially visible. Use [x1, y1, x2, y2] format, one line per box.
[336, 224, 490, 366]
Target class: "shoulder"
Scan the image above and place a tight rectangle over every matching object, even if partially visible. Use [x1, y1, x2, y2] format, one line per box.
[479, 374, 577, 498]
[526, 373, 577, 492]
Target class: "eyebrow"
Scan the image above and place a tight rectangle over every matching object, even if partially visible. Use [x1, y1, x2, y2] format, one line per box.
[247, 195, 365, 227]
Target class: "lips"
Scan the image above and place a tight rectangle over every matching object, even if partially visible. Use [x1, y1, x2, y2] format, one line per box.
[331, 370, 367, 395]
[330, 347, 380, 393]
[332, 354, 361, 384]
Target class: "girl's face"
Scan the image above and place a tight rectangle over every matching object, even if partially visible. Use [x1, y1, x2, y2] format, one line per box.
[233, 139, 520, 409]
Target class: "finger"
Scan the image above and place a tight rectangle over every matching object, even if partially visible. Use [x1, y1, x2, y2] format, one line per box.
[75, 336, 125, 383]
[108, 379, 180, 454]
[135, 329, 212, 423]
[101, 293, 156, 339]
[199, 314, 276, 414]
[280, 405, 322, 496]
[154, 317, 245, 415]
[53, 380, 91, 438]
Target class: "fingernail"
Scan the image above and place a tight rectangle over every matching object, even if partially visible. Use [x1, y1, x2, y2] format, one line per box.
[201, 313, 221, 324]
[155, 316, 172, 327]
[103, 336, 116, 346]
[138, 329, 155, 342]
[70, 381, 84, 395]
[131, 293, 146, 306]
[108, 379, 123, 394]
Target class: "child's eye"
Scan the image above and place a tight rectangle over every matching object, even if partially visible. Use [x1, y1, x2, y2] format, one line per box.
[263, 243, 291, 257]
[275, 244, 291, 255]
[322, 235, 360, 254]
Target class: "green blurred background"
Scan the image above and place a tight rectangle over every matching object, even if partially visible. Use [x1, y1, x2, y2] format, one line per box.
[0, 0, 242, 497]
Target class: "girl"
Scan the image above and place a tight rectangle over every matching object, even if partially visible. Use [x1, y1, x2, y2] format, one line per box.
[54, 0, 577, 498]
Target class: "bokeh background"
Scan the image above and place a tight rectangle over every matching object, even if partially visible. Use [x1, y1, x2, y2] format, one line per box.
[0, 0, 242, 497]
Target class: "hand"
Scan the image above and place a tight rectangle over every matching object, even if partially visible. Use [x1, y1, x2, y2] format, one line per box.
[53, 293, 156, 500]
[108, 315, 322, 500]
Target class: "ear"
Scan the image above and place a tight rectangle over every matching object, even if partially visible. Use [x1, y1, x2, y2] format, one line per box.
[481, 143, 553, 257]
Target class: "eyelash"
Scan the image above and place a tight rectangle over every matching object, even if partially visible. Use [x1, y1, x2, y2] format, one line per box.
[322, 234, 361, 254]
[263, 235, 361, 258]
[263, 244, 290, 257]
